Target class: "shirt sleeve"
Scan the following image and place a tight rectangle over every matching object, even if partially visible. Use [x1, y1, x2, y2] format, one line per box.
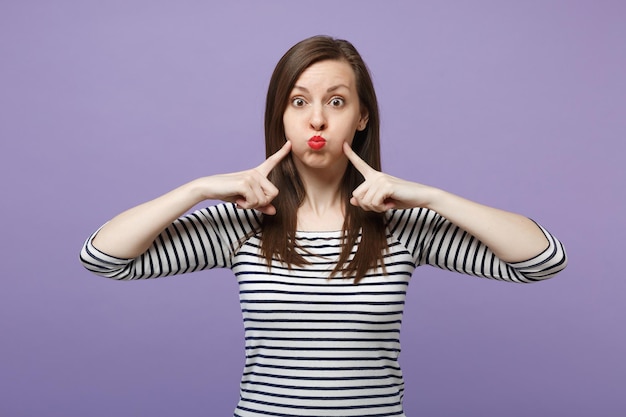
[79, 203, 261, 280]
[386, 207, 567, 283]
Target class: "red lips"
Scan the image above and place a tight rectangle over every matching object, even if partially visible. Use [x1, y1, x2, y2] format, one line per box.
[307, 136, 326, 150]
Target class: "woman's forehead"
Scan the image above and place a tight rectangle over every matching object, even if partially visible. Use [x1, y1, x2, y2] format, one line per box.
[294, 60, 356, 90]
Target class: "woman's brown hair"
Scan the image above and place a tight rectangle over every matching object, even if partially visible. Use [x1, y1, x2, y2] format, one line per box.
[261, 35, 387, 283]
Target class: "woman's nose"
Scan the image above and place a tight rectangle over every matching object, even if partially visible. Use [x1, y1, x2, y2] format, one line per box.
[309, 106, 326, 131]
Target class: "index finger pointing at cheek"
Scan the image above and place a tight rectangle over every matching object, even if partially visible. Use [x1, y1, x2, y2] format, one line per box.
[343, 142, 376, 178]
[257, 141, 292, 177]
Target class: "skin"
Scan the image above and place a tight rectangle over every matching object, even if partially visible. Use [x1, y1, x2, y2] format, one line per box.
[281, 60, 368, 231]
[92, 59, 549, 263]
[283, 60, 368, 178]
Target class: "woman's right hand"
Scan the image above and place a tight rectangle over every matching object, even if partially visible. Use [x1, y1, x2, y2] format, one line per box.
[90, 141, 291, 258]
[200, 141, 291, 215]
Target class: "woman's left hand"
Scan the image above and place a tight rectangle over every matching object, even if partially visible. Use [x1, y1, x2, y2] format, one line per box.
[343, 142, 437, 212]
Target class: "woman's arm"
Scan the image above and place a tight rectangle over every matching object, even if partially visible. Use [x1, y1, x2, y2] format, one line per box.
[80, 203, 263, 280]
[344, 142, 558, 264]
[386, 207, 566, 283]
[421, 189, 548, 263]
[91, 142, 291, 259]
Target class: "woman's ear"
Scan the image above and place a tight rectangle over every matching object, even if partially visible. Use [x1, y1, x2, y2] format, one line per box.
[357, 111, 369, 131]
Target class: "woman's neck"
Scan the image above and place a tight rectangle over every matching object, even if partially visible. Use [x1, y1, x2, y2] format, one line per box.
[296, 167, 346, 231]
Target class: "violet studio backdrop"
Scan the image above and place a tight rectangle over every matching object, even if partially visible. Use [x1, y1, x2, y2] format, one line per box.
[1, 1, 624, 416]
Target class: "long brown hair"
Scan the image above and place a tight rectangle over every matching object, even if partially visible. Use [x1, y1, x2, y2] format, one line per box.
[261, 35, 387, 283]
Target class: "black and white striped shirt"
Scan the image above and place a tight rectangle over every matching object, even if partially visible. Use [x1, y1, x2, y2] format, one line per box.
[80, 203, 567, 416]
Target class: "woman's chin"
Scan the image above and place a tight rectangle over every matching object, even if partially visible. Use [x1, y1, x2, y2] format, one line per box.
[293, 153, 347, 173]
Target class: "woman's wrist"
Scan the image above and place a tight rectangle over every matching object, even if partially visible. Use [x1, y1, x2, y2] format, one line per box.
[421, 186, 448, 212]
[183, 177, 220, 204]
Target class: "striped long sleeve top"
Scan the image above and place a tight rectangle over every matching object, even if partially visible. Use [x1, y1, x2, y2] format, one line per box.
[80, 203, 567, 416]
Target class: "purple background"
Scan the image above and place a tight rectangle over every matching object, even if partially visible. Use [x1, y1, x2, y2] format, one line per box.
[1, 1, 624, 416]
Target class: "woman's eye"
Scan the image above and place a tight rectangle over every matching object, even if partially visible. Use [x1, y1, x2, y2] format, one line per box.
[292, 98, 306, 107]
[329, 97, 345, 107]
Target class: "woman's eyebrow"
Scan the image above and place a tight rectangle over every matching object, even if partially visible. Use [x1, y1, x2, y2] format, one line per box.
[326, 84, 350, 92]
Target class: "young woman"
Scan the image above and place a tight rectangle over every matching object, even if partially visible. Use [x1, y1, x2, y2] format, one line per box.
[80, 35, 567, 417]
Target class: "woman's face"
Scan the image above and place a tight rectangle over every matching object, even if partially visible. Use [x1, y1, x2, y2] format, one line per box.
[283, 59, 368, 174]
